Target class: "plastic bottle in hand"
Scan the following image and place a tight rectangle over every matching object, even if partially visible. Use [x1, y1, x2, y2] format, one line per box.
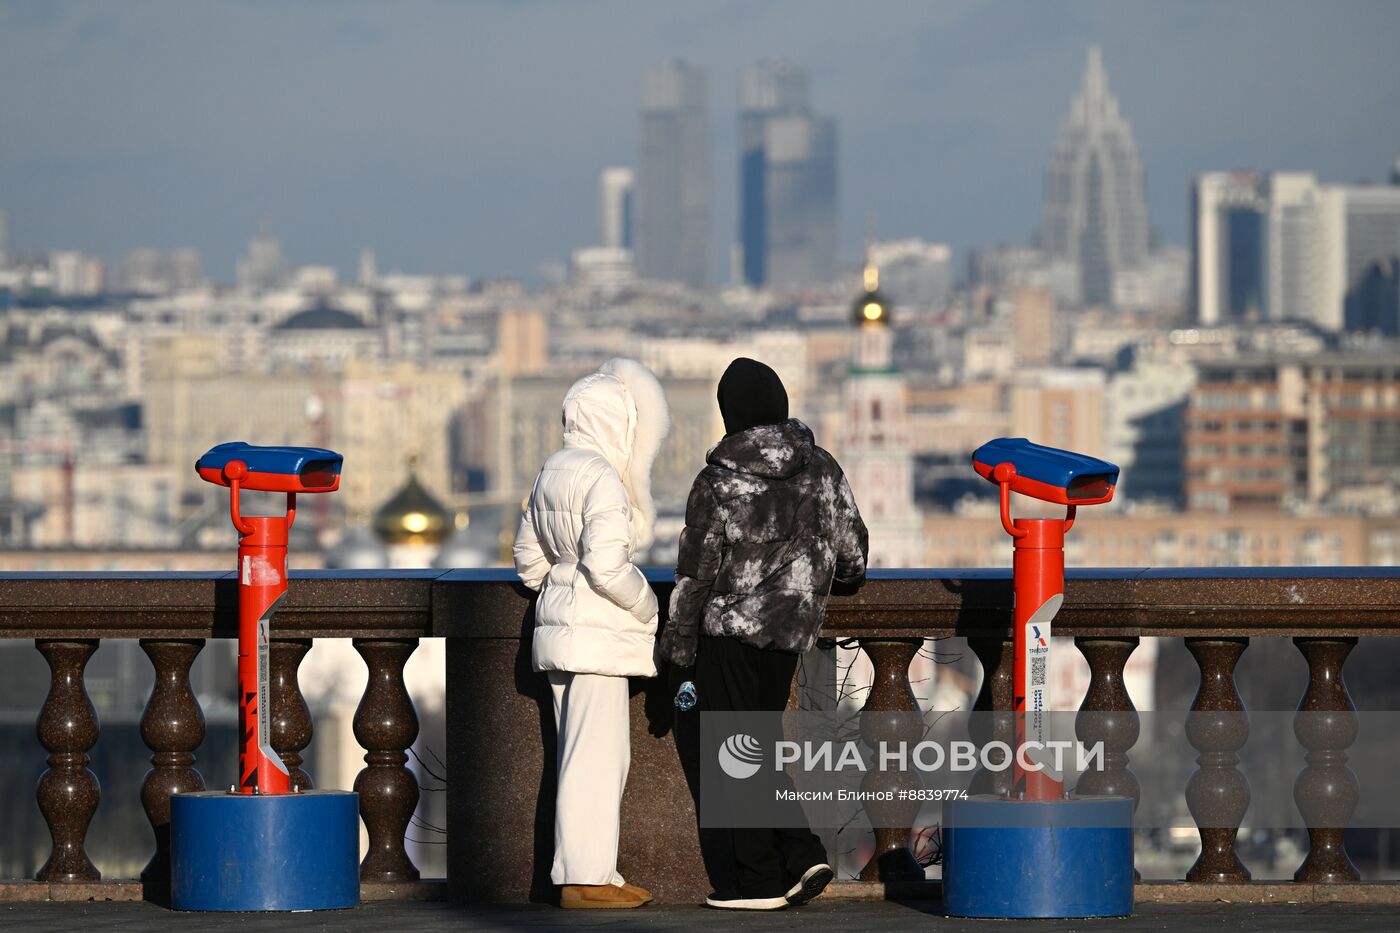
[674, 680, 697, 711]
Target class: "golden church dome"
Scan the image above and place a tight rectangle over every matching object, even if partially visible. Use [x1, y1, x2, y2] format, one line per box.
[373, 464, 451, 546]
[852, 261, 892, 327]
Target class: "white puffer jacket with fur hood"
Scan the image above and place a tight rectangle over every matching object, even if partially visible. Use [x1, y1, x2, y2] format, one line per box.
[513, 358, 670, 677]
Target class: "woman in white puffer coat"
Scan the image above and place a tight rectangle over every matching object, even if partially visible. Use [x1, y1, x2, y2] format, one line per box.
[512, 357, 669, 910]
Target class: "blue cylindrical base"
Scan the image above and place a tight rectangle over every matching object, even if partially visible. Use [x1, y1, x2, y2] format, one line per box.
[942, 795, 1134, 918]
[170, 790, 360, 911]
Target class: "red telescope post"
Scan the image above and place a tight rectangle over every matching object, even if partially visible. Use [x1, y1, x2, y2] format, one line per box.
[972, 438, 1119, 802]
[997, 464, 1071, 800]
[197, 443, 343, 795]
[228, 461, 295, 794]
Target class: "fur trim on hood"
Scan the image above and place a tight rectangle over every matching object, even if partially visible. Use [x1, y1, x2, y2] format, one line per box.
[598, 357, 670, 550]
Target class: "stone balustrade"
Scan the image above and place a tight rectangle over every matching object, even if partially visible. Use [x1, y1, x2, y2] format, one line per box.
[1, 566, 1397, 903]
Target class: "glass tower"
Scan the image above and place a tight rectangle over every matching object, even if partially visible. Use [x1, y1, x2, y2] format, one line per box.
[636, 60, 710, 288]
[738, 60, 838, 287]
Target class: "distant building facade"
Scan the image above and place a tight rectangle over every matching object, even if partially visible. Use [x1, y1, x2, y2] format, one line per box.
[1010, 367, 1106, 461]
[1346, 256, 1400, 335]
[569, 247, 636, 295]
[738, 60, 838, 287]
[1193, 171, 1326, 327]
[1184, 353, 1400, 512]
[1337, 184, 1400, 332]
[1194, 169, 1400, 333]
[1104, 359, 1194, 507]
[636, 60, 710, 288]
[598, 167, 635, 251]
[868, 239, 952, 310]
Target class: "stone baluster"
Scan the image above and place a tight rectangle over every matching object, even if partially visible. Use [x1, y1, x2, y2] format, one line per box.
[138, 639, 207, 899]
[34, 639, 102, 883]
[353, 638, 421, 883]
[1184, 637, 1251, 883]
[1292, 636, 1361, 883]
[1074, 636, 1141, 880]
[855, 638, 925, 882]
[967, 635, 1014, 797]
[270, 638, 315, 790]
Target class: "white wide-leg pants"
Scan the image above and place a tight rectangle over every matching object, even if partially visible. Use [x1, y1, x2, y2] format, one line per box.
[548, 670, 630, 886]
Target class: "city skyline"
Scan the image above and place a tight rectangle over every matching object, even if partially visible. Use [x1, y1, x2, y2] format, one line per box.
[2, 1, 1398, 282]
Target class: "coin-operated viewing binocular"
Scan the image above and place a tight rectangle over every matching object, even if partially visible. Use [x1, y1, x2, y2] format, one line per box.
[941, 438, 1132, 920]
[171, 442, 356, 913]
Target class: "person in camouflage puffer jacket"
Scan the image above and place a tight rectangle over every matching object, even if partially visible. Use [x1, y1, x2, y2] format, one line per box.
[658, 416, 869, 667]
[660, 357, 867, 912]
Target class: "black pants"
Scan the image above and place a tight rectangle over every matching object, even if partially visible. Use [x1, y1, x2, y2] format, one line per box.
[693, 635, 827, 899]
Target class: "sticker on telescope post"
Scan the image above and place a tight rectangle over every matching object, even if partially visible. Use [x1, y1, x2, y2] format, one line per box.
[242, 555, 282, 587]
[255, 593, 291, 777]
[1024, 594, 1063, 745]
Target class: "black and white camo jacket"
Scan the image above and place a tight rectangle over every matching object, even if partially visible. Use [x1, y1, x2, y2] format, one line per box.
[659, 419, 869, 667]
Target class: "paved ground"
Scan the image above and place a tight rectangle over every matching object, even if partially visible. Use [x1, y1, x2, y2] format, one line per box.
[2, 900, 1397, 932]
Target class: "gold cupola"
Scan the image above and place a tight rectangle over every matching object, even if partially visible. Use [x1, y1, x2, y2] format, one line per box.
[852, 260, 892, 327]
[373, 457, 451, 547]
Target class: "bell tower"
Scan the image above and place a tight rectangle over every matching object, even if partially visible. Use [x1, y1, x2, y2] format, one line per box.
[838, 251, 923, 567]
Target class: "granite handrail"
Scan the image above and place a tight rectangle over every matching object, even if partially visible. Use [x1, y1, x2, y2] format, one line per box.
[6, 567, 1400, 639]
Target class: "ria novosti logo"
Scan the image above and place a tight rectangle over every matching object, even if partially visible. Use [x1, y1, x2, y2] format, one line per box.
[716, 732, 1105, 780]
[717, 733, 764, 779]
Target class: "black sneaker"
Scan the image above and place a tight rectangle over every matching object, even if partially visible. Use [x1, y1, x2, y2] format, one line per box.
[705, 892, 788, 911]
[784, 863, 834, 906]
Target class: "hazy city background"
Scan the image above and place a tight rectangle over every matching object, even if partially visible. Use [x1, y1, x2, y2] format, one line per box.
[3, 0, 1400, 883]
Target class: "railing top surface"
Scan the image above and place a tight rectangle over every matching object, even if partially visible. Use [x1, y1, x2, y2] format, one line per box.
[2, 566, 1399, 639]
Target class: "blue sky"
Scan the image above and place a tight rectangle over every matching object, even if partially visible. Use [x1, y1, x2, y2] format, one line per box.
[2, 0, 1398, 282]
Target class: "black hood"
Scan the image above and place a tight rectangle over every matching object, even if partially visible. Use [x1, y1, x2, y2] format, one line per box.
[717, 357, 789, 437]
[707, 418, 814, 480]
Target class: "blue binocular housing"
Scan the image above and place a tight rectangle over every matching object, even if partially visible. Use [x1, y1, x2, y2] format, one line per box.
[196, 442, 343, 493]
[971, 438, 1119, 506]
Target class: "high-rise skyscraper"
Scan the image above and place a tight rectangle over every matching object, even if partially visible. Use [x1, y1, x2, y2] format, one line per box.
[1337, 186, 1400, 297]
[1194, 169, 1400, 332]
[0, 210, 8, 269]
[1194, 171, 1325, 326]
[636, 61, 710, 288]
[1345, 257, 1399, 335]
[1042, 46, 1150, 307]
[740, 60, 806, 288]
[738, 60, 838, 287]
[598, 167, 635, 250]
[1194, 173, 1267, 324]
